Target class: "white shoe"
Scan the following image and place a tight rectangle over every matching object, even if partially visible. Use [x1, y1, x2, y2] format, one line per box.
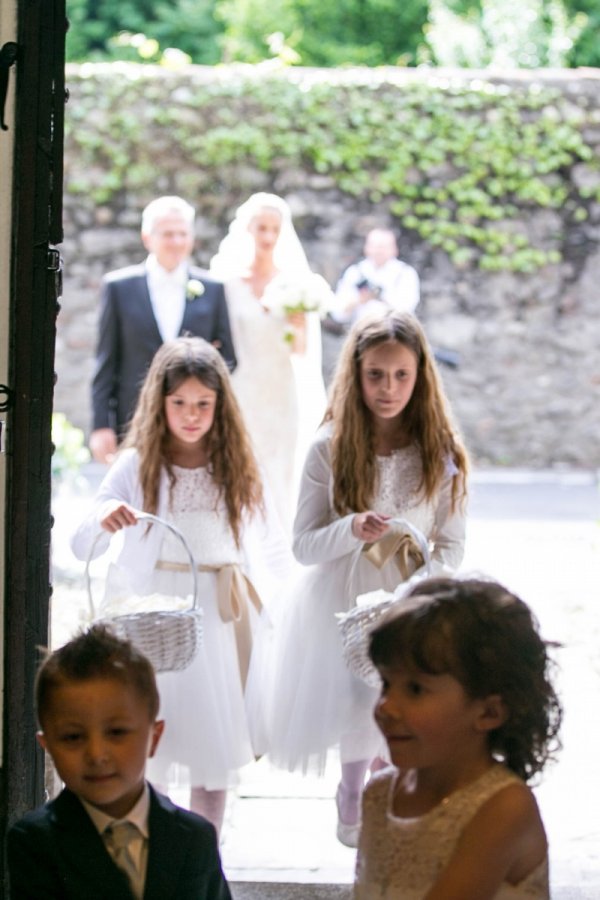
[336, 818, 361, 848]
[335, 785, 361, 848]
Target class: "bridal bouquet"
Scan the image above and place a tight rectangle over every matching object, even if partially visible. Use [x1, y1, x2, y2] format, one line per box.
[262, 271, 334, 318]
[262, 272, 334, 347]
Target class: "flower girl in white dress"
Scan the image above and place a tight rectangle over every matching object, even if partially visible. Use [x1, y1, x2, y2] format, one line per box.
[210, 192, 328, 530]
[267, 311, 469, 847]
[71, 337, 292, 835]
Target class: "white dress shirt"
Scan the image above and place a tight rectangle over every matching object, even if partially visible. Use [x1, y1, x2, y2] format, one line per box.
[145, 255, 188, 341]
[333, 257, 420, 323]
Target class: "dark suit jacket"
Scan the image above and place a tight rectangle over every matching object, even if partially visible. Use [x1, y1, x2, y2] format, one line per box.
[6, 785, 232, 900]
[91, 263, 236, 435]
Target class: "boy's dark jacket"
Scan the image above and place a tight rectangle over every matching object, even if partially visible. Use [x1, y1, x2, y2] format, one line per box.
[6, 784, 232, 900]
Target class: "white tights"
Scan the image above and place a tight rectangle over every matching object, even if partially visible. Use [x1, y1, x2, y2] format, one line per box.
[155, 784, 227, 837]
[337, 759, 370, 825]
[190, 787, 227, 836]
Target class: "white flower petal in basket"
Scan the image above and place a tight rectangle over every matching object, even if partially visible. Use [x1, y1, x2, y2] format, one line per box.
[101, 592, 193, 618]
[355, 588, 394, 608]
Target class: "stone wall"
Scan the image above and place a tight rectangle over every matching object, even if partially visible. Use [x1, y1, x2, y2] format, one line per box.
[55, 64, 600, 468]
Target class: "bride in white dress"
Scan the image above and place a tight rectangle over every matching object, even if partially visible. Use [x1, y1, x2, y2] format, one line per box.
[210, 193, 327, 531]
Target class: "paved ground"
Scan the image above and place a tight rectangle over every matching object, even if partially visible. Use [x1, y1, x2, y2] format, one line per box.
[51, 466, 600, 897]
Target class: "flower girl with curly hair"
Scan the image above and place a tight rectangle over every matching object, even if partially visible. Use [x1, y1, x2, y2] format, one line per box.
[355, 576, 561, 899]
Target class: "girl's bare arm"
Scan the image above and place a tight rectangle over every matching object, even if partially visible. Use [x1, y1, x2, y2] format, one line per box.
[424, 783, 547, 900]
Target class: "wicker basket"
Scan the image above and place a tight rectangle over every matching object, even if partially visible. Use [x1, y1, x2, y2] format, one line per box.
[86, 513, 203, 673]
[337, 518, 431, 687]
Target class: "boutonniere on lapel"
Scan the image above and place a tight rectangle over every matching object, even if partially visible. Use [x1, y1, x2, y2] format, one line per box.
[186, 279, 205, 301]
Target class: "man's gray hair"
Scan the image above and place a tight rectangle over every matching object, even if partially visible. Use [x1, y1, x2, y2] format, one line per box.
[141, 196, 195, 234]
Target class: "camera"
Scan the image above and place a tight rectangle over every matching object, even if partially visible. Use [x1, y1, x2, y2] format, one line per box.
[356, 277, 383, 299]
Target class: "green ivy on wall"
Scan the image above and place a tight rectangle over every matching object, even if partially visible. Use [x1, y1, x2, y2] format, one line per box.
[65, 66, 598, 273]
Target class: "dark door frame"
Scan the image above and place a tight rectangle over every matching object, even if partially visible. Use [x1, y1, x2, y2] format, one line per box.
[1, 0, 65, 889]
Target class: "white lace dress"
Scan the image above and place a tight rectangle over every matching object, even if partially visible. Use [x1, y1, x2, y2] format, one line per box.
[266, 427, 466, 774]
[355, 766, 550, 899]
[71, 450, 293, 791]
[224, 276, 326, 531]
[145, 466, 266, 790]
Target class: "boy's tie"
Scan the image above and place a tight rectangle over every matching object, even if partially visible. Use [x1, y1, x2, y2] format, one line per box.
[104, 821, 144, 898]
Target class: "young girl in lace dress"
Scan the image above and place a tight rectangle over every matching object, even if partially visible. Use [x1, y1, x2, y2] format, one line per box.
[354, 576, 561, 900]
[267, 311, 469, 846]
[71, 337, 291, 836]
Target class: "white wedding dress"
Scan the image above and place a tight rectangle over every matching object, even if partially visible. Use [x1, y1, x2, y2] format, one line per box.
[71, 450, 294, 791]
[225, 276, 326, 531]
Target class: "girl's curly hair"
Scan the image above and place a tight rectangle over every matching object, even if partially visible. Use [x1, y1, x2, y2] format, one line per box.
[369, 576, 562, 782]
[325, 311, 468, 516]
[123, 336, 263, 545]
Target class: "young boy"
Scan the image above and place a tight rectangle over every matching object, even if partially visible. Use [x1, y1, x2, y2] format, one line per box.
[6, 625, 232, 899]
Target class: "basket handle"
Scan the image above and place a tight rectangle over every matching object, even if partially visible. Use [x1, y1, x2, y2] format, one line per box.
[85, 511, 199, 620]
[388, 517, 432, 575]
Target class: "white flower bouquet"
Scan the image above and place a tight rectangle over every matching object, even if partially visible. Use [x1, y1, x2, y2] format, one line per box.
[262, 271, 334, 317]
[262, 272, 334, 346]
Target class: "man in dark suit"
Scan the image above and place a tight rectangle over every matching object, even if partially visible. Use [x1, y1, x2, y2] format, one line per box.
[90, 196, 236, 464]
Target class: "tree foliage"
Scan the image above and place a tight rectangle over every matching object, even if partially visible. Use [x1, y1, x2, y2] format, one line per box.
[217, 0, 429, 66]
[65, 0, 600, 68]
[66, 0, 223, 64]
[562, 0, 600, 67]
[424, 0, 590, 68]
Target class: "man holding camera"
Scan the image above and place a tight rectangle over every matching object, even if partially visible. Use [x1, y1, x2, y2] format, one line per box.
[332, 228, 420, 325]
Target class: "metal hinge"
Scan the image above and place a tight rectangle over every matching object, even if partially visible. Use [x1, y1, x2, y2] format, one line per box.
[47, 248, 61, 271]
[47, 247, 63, 302]
[0, 42, 18, 132]
[0, 383, 14, 454]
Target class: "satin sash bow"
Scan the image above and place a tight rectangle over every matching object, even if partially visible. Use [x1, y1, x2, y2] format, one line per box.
[363, 531, 425, 580]
[155, 560, 262, 687]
